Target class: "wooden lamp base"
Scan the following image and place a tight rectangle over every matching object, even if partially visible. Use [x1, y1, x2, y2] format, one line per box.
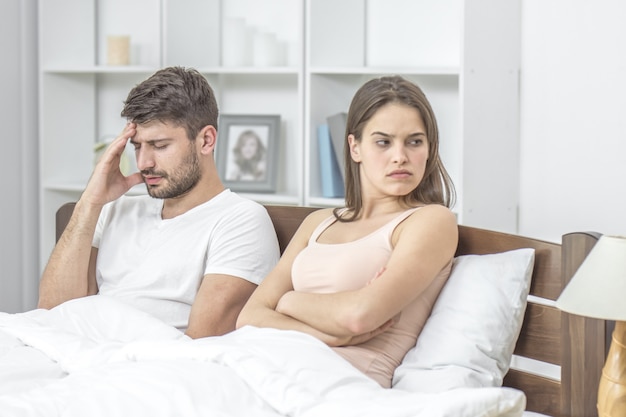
[598, 321, 626, 417]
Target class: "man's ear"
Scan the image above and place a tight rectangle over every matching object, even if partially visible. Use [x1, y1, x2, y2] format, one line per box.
[198, 125, 217, 154]
[348, 134, 361, 163]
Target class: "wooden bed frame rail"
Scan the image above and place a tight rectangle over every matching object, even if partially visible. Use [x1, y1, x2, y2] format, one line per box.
[54, 203, 607, 417]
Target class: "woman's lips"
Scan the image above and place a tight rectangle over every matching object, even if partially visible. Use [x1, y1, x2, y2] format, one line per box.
[388, 170, 411, 179]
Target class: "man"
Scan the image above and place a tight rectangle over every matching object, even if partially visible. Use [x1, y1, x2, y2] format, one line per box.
[38, 67, 280, 338]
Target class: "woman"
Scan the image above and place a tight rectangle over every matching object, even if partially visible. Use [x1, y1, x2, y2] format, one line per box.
[237, 75, 458, 388]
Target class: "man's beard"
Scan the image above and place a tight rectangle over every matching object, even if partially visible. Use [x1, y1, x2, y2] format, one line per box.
[143, 147, 201, 199]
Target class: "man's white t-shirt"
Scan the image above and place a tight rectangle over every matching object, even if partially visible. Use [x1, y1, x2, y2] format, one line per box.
[92, 189, 280, 330]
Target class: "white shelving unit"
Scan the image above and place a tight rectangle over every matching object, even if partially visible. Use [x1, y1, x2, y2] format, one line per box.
[38, 0, 521, 271]
[305, 0, 521, 229]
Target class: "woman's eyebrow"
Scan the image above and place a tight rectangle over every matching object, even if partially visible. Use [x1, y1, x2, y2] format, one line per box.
[370, 131, 392, 137]
[370, 131, 426, 138]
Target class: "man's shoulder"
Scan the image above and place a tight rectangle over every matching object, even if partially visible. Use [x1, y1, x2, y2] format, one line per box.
[214, 190, 268, 217]
[184, 191, 270, 232]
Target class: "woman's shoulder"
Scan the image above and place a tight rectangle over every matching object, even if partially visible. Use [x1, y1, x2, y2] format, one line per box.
[410, 203, 455, 219]
[293, 207, 338, 236]
[303, 207, 336, 225]
[400, 204, 458, 235]
[391, 204, 458, 251]
[279, 207, 336, 254]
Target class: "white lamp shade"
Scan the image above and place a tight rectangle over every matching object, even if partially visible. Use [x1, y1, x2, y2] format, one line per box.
[556, 235, 626, 321]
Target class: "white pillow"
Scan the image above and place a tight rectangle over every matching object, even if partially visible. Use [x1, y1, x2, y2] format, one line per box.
[392, 248, 535, 393]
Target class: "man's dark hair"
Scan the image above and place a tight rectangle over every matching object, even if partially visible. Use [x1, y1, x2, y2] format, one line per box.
[121, 66, 219, 140]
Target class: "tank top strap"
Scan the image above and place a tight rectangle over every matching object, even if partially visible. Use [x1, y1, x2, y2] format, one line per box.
[309, 207, 423, 245]
[381, 207, 422, 240]
[308, 212, 340, 244]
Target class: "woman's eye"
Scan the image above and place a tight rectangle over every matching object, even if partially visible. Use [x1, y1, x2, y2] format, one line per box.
[408, 138, 425, 146]
[375, 139, 390, 146]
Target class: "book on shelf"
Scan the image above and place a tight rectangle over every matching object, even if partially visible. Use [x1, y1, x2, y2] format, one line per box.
[326, 112, 347, 182]
[317, 124, 344, 198]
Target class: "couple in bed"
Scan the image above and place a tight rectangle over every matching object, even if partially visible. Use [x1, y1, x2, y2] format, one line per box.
[39, 67, 458, 389]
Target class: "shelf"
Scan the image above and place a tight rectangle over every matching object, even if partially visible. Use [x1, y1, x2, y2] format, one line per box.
[42, 181, 299, 205]
[308, 66, 460, 76]
[236, 193, 301, 206]
[203, 67, 301, 75]
[44, 181, 146, 196]
[307, 197, 345, 208]
[43, 65, 159, 74]
[43, 66, 302, 76]
[38, 0, 522, 273]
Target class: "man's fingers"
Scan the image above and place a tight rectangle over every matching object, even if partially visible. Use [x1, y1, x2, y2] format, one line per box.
[126, 172, 143, 188]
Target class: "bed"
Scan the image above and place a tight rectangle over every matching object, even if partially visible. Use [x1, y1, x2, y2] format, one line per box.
[0, 203, 609, 417]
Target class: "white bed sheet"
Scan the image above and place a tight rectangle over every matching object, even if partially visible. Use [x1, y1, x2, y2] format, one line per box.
[0, 296, 527, 417]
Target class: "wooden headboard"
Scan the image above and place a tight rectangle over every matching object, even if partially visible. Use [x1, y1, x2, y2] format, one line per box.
[54, 202, 607, 417]
[456, 225, 607, 417]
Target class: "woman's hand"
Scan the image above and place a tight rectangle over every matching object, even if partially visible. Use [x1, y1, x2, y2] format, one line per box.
[324, 316, 396, 347]
[276, 290, 398, 347]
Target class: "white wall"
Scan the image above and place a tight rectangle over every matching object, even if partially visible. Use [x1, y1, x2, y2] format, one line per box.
[0, 0, 39, 312]
[519, 0, 626, 242]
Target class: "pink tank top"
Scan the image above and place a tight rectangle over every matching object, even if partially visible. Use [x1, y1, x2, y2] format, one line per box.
[291, 208, 452, 388]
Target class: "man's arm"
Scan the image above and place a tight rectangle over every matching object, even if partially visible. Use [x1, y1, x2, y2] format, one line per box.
[38, 123, 142, 309]
[38, 203, 101, 309]
[185, 274, 258, 338]
[184, 201, 280, 338]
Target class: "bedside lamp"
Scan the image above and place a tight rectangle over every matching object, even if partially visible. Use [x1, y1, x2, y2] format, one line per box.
[556, 235, 626, 417]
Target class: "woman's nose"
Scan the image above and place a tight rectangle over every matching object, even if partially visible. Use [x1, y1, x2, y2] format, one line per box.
[391, 143, 408, 164]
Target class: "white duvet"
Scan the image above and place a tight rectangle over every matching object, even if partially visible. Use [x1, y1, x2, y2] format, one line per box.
[0, 296, 526, 417]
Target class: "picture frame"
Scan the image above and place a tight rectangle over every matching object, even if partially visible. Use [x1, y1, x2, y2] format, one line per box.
[216, 114, 280, 193]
